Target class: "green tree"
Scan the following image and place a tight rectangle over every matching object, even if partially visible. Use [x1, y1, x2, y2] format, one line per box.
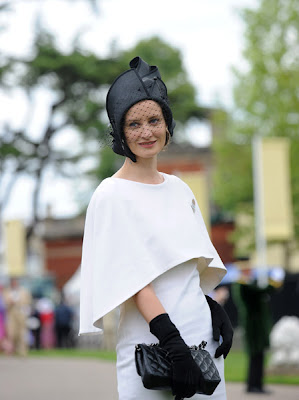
[212, 0, 299, 253]
[0, 30, 122, 237]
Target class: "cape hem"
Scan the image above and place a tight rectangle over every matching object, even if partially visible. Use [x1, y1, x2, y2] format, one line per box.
[79, 254, 226, 335]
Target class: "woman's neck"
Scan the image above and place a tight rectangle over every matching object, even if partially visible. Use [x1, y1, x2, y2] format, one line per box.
[114, 156, 163, 184]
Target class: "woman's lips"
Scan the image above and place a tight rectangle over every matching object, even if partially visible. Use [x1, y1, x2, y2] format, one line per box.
[138, 141, 157, 148]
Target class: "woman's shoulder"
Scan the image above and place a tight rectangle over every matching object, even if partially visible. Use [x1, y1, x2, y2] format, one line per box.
[164, 173, 192, 192]
[89, 177, 121, 206]
[164, 173, 181, 183]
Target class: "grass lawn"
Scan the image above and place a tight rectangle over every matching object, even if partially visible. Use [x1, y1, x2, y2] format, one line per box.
[28, 348, 299, 385]
[225, 350, 299, 385]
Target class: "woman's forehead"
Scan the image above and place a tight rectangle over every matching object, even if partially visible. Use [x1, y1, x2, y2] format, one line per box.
[126, 100, 162, 119]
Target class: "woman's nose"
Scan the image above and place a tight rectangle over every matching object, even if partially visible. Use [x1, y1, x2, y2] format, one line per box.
[140, 124, 153, 138]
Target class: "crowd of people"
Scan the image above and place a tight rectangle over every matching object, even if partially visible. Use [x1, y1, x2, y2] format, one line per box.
[0, 277, 75, 356]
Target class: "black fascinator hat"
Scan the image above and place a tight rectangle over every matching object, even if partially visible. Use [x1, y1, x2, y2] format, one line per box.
[106, 56, 175, 162]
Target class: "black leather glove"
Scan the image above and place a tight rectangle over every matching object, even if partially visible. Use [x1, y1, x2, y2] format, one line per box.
[150, 313, 200, 399]
[205, 295, 233, 359]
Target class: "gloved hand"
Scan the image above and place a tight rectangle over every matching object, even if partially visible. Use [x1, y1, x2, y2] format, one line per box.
[150, 313, 200, 399]
[205, 295, 233, 359]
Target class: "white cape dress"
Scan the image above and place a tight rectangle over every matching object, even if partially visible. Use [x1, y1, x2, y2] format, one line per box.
[79, 173, 226, 335]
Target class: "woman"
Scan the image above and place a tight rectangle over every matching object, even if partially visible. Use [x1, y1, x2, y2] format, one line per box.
[79, 57, 233, 399]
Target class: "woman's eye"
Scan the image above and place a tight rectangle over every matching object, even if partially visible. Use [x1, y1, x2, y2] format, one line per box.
[149, 118, 159, 124]
[129, 122, 139, 128]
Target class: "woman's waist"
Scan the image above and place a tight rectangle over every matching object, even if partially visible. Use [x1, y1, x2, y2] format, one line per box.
[117, 291, 210, 343]
[119, 282, 204, 321]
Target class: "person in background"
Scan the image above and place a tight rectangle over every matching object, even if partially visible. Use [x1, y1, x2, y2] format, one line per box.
[0, 283, 7, 352]
[2, 277, 32, 356]
[35, 296, 55, 349]
[54, 291, 73, 348]
[233, 256, 284, 394]
[28, 299, 41, 350]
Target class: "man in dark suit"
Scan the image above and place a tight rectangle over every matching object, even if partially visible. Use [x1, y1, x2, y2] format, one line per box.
[233, 257, 282, 394]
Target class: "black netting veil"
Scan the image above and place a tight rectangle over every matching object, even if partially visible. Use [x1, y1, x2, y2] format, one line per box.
[106, 57, 175, 162]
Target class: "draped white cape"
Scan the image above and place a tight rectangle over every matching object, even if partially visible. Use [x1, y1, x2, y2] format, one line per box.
[79, 173, 226, 335]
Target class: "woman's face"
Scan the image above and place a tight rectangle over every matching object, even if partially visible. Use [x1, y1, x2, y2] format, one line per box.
[123, 100, 167, 160]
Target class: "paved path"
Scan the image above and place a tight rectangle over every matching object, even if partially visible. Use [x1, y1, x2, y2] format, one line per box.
[0, 356, 298, 400]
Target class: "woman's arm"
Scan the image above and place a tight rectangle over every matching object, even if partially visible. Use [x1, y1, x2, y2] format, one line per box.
[134, 283, 200, 399]
[133, 283, 166, 323]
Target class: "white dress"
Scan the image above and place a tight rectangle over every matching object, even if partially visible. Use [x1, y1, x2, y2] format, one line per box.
[79, 173, 227, 399]
[116, 259, 226, 400]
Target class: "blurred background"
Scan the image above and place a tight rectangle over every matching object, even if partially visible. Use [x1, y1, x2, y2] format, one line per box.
[0, 0, 299, 392]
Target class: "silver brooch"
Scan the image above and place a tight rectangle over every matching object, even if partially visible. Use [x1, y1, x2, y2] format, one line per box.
[191, 198, 196, 213]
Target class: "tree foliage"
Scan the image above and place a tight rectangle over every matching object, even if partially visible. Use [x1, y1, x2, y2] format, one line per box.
[233, 0, 299, 138]
[212, 0, 299, 248]
[1, 30, 121, 236]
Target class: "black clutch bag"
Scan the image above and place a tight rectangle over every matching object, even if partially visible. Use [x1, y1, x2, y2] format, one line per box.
[135, 340, 221, 396]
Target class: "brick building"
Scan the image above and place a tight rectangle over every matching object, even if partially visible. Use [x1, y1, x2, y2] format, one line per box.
[41, 216, 85, 289]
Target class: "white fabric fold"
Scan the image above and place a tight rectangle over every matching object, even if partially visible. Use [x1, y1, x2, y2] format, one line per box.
[79, 173, 226, 335]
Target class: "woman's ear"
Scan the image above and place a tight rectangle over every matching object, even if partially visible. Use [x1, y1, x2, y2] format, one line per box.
[165, 127, 170, 146]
